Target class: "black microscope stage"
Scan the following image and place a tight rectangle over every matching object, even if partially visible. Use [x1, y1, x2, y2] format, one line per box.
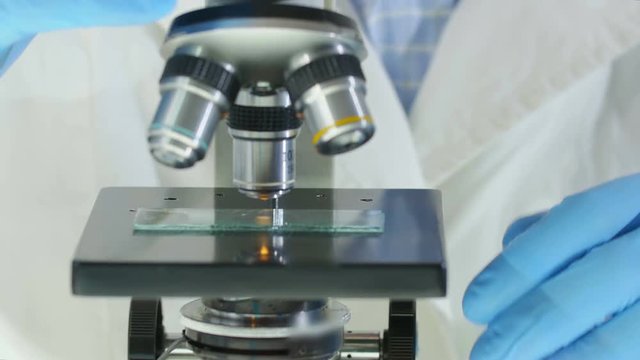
[72, 188, 446, 298]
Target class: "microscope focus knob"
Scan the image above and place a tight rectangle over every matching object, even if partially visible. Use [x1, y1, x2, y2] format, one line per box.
[383, 300, 417, 360]
[128, 298, 165, 360]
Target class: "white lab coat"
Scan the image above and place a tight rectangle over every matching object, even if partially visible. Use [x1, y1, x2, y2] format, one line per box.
[1, 0, 640, 359]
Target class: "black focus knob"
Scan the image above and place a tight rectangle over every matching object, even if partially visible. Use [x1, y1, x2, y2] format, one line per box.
[383, 300, 417, 360]
[128, 298, 165, 360]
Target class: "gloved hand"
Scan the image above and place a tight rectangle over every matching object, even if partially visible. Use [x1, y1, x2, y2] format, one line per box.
[463, 173, 640, 360]
[0, 0, 176, 74]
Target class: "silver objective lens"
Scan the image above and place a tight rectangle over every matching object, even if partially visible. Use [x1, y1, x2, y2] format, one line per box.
[229, 128, 298, 200]
[228, 88, 302, 200]
[299, 76, 373, 155]
[149, 54, 239, 168]
[286, 54, 374, 155]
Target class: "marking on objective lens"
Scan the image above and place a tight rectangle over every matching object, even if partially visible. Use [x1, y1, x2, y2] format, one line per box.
[312, 115, 373, 145]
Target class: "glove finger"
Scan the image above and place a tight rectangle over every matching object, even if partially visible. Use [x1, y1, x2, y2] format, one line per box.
[549, 300, 640, 360]
[616, 211, 640, 237]
[5, 0, 176, 36]
[463, 173, 640, 324]
[470, 227, 640, 360]
[502, 212, 547, 248]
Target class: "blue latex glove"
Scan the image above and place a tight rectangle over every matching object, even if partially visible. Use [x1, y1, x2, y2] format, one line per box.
[463, 173, 640, 360]
[0, 0, 176, 74]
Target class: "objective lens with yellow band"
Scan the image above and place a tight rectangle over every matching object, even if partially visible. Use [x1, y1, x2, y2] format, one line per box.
[286, 54, 375, 155]
[312, 115, 373, 145]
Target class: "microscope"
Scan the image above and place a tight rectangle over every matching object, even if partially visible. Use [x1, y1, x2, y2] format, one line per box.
[72, 1, 446, 359]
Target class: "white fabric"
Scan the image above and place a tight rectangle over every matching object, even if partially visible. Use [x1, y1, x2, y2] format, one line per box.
[410, 0, 640, 357]
[1, 0, 640, 359]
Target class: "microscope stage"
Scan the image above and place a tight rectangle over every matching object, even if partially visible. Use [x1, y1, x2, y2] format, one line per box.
[72, 188, 446, 298]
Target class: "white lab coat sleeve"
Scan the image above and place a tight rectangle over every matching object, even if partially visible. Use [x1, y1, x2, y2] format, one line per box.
[409, 0, 640, 358]
[0, 2, 208, 357]
[0, 26, 163, 360]
[411, 0, 640, 185]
